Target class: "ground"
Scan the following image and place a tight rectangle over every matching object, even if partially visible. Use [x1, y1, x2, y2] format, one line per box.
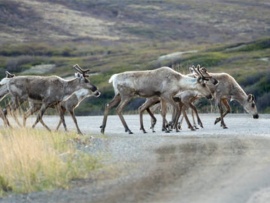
[1, 113, 270, 203]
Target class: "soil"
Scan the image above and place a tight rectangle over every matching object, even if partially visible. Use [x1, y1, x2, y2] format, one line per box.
[1, 113, 270, 203]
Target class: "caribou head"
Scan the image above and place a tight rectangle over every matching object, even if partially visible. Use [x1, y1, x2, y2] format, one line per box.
[73, 64, 101, 97]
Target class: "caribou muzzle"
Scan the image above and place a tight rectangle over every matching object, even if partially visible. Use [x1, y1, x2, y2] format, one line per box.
[94, 91, 101, 97]
[253, 114, 259, 119]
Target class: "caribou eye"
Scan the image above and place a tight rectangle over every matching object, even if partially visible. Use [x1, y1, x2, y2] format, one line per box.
[202, 83, 206, 87]
[251, 103, 255, 108]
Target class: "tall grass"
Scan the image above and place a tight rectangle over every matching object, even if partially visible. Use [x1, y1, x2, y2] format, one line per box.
[0, 128, 99, 196]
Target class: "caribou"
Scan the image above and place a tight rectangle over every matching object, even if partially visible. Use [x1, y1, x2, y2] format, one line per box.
[24, 87, 99, 134]
[191, 66, 259, 128]
[137, 65, 216, 133]
[0, 65, 100, 130]
[0, 71, 15, 127]
[22, 64, 100, 134]
[100, 66, 218, 134]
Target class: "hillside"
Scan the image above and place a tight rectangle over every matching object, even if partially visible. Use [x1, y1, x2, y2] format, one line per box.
[0, 0, 269, 114]
[1, 0, 270, 44]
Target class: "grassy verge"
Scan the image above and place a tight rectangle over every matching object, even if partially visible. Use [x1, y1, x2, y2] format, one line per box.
[0, 128, 100, 196]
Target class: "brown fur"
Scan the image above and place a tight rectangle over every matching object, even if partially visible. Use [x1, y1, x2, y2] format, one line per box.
[1, 73, 100, 130]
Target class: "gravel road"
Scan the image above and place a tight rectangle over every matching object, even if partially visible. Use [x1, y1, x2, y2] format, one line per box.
[1, 113, 270, 203]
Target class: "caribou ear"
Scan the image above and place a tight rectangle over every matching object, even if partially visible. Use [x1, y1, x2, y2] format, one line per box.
[211, 78, 219, 85]
[74, 72, 83, 79]
[189, 65, 196, 74]
[247, 94, 254, 102]
[197, 77, 203, 83]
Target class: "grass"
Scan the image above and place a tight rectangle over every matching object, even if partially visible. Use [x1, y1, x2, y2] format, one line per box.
[0, 128, 100, 196]
[0, 36, 270, 114]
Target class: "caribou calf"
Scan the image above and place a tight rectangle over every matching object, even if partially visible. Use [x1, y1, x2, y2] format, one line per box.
[100, 66, 217, 134]
[24, 87, 99, 134]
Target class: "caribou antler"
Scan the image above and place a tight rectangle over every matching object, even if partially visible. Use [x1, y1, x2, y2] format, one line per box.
[5, 71, 15, 78]
[197, 66, 219, 85]
[73, 64, 90, 77]
[191, 65, 204, 81]
[194, 65, 212, 81]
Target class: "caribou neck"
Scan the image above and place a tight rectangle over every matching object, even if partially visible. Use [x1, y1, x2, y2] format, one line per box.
[179, 76, 199, 91]
[230, 82, 248, 104]
[63, 78, 82, 97]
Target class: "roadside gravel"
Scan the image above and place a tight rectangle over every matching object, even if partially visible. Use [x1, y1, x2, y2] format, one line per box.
[1, 113, 270, 203]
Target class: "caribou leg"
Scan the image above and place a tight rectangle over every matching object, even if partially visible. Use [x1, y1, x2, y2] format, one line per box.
[39, 118, 52, 131]
[189, 102, 203, 128]
[0, 108, 11, 127]
[146, 108, 157, 133]
[23, 105, 40, 126]
[69, 109, 83, 135]
[55, 106, 67, 131]
[181, 104, 195, 131]
[8, 98, 22, 127]
[4, 97, 24, 127]
[100, 94, 121, 134]
[215, 98, 230, 129]
[116, 96, 133, 134]
[160, 98, 170, 132]
[32, 103, 51, 131]
[138, 97, 159, 133]
[161, 97, 180, 132]
[190, 109, 199, 129]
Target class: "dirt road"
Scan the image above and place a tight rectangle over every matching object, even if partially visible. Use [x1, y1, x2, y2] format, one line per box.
[1, 113, 270, 203]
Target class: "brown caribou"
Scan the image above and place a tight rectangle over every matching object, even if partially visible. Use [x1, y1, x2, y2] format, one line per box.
[0, 65, 100, 131]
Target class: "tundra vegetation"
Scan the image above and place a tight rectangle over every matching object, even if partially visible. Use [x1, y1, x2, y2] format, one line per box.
[1, 38, 269, 115]
[0, 128, 99, 196]
[0, 0, 270, 114]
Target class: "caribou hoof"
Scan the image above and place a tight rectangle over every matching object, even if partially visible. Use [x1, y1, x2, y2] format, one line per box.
[198, 122, 203, 128]
[214, 118, 221, 125]
[162, 128, 170, 133]
[143, 130, 147, 134]
[140, 127, 147, 133]
[190, 127, 196, 131]
[125, 128, 133, 134]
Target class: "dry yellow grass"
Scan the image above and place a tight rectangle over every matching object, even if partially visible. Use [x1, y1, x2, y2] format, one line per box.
[0, 128, 99, 196]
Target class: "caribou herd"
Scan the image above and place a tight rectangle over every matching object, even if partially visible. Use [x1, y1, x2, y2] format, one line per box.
[0, 64, 259, 134]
